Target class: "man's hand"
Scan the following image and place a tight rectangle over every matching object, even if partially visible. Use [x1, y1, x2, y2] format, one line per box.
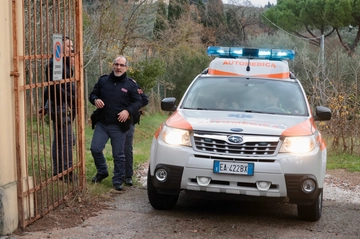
[117, 110, 129, 122]
[95, 99, 105, 108]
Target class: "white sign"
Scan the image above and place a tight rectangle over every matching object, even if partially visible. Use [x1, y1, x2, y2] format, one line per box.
[52, 34, 63, 80]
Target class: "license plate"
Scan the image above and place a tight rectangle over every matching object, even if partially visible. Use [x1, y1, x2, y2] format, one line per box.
[213, 161, 254, 175]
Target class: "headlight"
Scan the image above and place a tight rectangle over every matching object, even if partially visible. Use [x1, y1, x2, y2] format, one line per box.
[279, 136, 316, 153]
[161, 125, 191, 146]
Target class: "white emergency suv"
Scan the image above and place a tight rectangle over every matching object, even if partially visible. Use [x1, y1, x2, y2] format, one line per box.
[147, 46, 331, 221]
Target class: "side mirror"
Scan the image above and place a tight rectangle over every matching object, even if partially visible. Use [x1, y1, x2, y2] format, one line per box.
[161, 97, 177, 111]
[313, 106, 331, 121]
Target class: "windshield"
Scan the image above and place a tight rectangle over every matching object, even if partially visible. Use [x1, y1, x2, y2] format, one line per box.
[181, 77, 308, 116]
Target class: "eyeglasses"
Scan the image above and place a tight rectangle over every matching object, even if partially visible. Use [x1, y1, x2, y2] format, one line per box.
[114, 63, 127, 67]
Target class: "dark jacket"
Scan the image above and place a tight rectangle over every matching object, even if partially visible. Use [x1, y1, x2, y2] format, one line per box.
[129, 78, 149, 125]
[89, 72, 142, 126]
[44, 57, 76, 121]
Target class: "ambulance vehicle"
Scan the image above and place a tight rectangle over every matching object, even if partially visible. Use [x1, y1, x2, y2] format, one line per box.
[147, 46, 331, 221]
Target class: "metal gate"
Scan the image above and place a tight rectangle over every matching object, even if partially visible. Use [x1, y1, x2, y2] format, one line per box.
[11, 0, 85, 228]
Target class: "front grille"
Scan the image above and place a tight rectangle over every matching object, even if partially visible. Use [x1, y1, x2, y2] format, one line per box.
[193, 134, 279, 156]
[194, 154, 275, 163]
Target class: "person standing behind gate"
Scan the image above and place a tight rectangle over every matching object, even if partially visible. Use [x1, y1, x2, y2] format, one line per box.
[124, 80, 148, 186]
[89, 56, 142, 191]
[41, 36, 76, 182]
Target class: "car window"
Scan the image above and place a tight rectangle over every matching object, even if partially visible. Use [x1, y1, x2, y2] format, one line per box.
[181, 77, 308, 115]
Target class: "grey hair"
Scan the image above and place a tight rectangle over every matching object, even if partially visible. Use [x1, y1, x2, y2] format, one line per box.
[113, 56, 128, 66]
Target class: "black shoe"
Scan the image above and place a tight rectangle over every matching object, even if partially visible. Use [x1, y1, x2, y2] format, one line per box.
[91, 173, 109, 183]
[114, 184, 123, 191]
[125, 177, 133, 186]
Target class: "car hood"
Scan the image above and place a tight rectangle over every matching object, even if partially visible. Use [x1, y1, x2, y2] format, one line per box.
[165, 110, 316, 136]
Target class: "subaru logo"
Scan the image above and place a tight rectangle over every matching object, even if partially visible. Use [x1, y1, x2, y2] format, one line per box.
[227, 135, 243, 144]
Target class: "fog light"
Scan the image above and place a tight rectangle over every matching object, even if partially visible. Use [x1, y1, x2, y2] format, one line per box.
[196, 176, 211, 186]
[155, 168, 168, 182]
[302, 179, 316, 193]
[256, 181, 271, 191]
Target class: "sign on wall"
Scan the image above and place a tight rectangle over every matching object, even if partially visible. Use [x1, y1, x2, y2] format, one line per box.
[52, 34, 63, 80]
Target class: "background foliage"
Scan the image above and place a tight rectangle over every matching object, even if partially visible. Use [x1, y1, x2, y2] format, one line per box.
[82, 0, 360, 156]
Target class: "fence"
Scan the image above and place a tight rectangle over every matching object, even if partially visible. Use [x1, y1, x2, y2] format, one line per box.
[11, 0, 85, 228]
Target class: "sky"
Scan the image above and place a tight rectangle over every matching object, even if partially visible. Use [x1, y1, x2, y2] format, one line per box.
[222, 0, 277, 7]
[246, 0, 277, 7]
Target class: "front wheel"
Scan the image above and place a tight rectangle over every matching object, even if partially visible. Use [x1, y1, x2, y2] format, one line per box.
[297, 189, 323, 221]
[147, 166, 179, 210]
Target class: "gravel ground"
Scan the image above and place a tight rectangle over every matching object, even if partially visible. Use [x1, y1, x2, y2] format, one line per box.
[323, 170, 360, 204]
[9, 168, 360, 239]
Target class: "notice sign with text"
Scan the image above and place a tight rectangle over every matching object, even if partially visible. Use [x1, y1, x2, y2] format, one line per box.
[53, 34, 63, 80]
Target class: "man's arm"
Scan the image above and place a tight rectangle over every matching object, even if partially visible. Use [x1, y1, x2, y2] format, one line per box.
[138, 87, 149, 107]
[89, 75, 107, 105]
[89, 82, 101, 105]
[129, 78, 148, 108]
[126, 84, 143, 116]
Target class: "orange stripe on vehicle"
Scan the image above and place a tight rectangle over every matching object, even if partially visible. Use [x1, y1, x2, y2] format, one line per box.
[166, 111, 193, 130]
[281, 119, 316, 136]
[317, 134, 327, 151]
[154, 123, 164, 139]
[253, 73, 290, 79]
[208, 68, 290, 79]
[208, 68, 239, 76]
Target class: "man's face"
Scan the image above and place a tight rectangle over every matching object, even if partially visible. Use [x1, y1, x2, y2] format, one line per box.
[64, 39, 75, 66]
[264, 92, 278, 106]
[64, 39, 73, 55]
[113, 57, 128, 77]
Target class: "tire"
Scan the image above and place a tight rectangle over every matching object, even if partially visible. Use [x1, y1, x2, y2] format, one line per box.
[297, 189, 323, 221]
[147, 167, 179, 210]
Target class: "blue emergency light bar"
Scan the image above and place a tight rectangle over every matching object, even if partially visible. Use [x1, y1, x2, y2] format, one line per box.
[207, 46, 295, 60]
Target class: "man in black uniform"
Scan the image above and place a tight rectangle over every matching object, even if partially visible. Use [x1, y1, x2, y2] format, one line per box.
[42, 36, 76, 182]
[89, 56, 142, 191]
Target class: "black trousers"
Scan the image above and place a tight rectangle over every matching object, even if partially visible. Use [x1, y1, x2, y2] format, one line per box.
[52, 120, 75, 176]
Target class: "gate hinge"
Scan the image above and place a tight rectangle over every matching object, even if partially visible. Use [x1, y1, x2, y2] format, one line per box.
[10, 71, 20, 77]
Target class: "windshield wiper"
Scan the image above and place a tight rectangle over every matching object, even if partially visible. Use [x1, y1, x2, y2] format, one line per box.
[244, 110, 277, 114]
[183, 107, 208, 110]
[245, 110, 262, 113]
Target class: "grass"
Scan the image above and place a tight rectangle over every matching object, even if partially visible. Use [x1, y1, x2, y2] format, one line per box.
[84, 112, 169, 193]
[327, 151, 360, 172]
[325, 137, 360, 172]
